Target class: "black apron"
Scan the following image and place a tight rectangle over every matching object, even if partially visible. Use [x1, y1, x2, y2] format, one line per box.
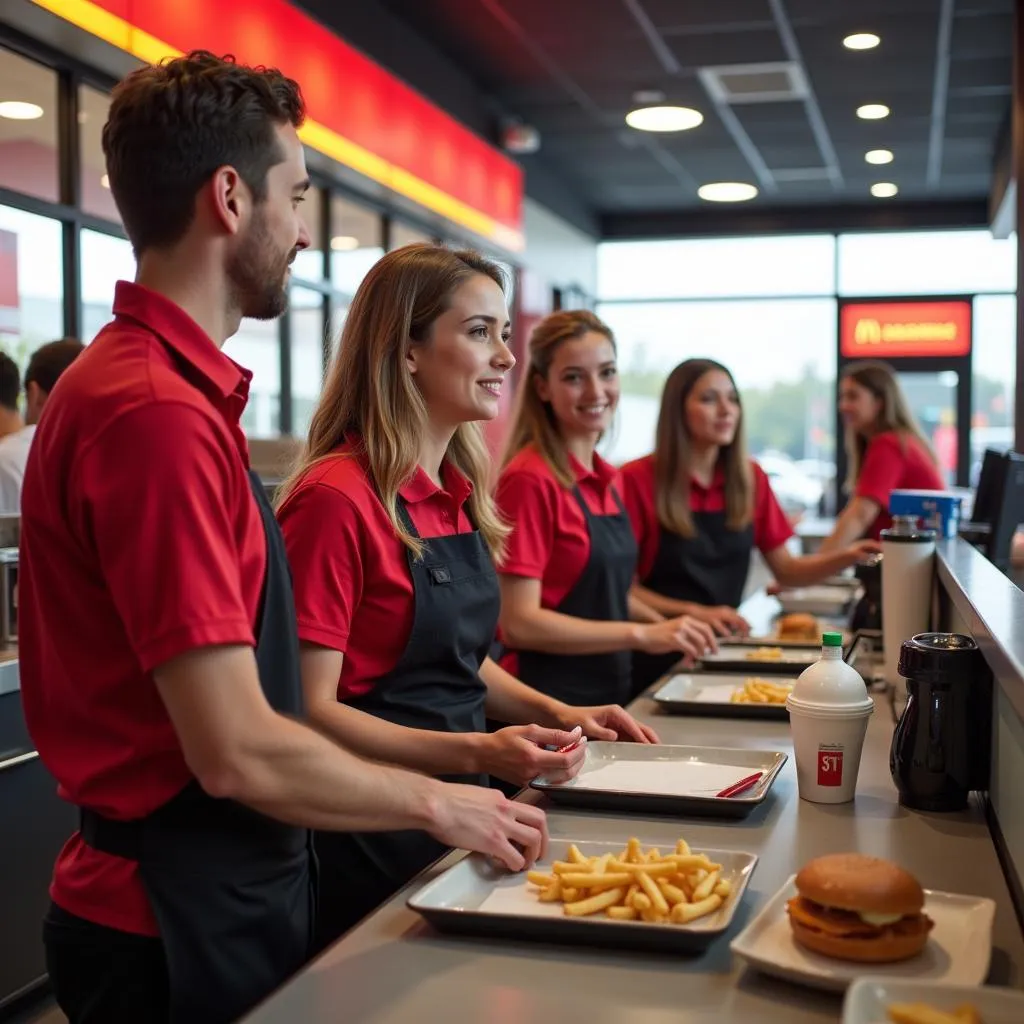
[630, 510, 753, 696]
[78, 473, 315, 1024]
[313, 496, 497, 948]
[515, 485, 637, 708]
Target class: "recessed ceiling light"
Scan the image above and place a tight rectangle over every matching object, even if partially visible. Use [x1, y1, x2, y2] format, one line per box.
[870, 182, 899, 198]
[100, 173, 110, 189]
[844, 33, 880, 51]
[697, 182, 758, 203]
[865, 149, 894, 165]
[330, 235, 360, 251]
[0, 101, 44, 120]
[857, 103, 890, 120]
[625, 105, 703, 132]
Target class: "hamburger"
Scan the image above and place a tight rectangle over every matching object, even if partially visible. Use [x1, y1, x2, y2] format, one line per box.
[786, 854, 934, 963]
[777, 612, 820, 641]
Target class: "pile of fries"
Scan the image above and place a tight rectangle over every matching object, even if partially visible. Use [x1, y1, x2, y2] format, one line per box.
[730, 678, 793, 705]
[745, 647, 784, 661]
[888, 1002, 982, 1024]
[526, 838, 732, 925]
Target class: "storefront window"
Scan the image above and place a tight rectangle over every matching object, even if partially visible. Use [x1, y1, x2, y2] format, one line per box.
[290, 287, 326, 437]
[596, 297, 837, 518]
[227, 319, 280, 438]
[0, 48, 59, 203]
[971, 294, 1016, 486]
[78, 84, 119, 222]
[0, 205, 63, 370]
[81, 229, 135, 341]
[329, 195, 383, 294]
[598, 235, 836, 301]
[390, 219, 435, 250]
[837, 230, 1016, 296]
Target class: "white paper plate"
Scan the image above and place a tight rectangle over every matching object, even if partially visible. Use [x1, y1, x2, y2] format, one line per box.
[843, 977, 1024, 1023]
[730, 875, 995, 992]
[777, 585, 856, 615]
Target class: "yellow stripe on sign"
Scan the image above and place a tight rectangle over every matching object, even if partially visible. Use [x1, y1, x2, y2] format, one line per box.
[27, 0, 525, 250]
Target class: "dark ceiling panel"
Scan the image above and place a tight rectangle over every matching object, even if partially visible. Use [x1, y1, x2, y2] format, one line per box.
[361, 0, 1012, 221]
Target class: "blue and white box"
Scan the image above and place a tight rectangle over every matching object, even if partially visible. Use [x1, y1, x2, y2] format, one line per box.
[888, 489, 963, 539]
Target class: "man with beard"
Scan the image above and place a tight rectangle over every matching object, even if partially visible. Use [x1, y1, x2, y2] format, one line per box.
[18, 51, 547, 1024]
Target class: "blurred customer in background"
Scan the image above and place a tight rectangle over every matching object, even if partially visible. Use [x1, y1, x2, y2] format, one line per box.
[0, 338, 84, 512]
[0, 351, 23, 441]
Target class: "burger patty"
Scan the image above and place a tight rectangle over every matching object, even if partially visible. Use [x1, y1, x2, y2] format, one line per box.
[786, 897, 933, 939]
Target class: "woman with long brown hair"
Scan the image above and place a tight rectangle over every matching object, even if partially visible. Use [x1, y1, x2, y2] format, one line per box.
[276, 245, 650, 948]
[495, 311, 717, 710]
[621, 358, 878, 693]
[819, 359, 945, 550]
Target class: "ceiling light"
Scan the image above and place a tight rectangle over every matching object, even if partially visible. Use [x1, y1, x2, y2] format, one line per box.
[865, 149, 894, 165]
[857, 103, 890, 120]
[870, 182, 899, 198]
[330, 235, 360, 251]
[100, 173, 110, 189]
[843, 33, 880, 51]
[0, 101, 44, 120]
[697, 182, 758, 203]
[625, 105, 703, 132]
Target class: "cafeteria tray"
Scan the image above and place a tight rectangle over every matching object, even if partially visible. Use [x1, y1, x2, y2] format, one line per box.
[408, 837, 759, 954]
[699, 642, 821, 674]
[653, 673, 791, 720]
[530, 741, 787, 818]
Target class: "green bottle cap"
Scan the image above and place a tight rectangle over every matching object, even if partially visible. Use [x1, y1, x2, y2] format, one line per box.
[822, 632, 844, 647]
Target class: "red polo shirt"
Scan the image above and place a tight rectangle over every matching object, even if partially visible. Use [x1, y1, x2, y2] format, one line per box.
[856, 431, 945, 539]
[619, 454, 794, 582]
[19, 281, 266, 937]
[277, 443, 474, 697]
[495, 445, 625, 672]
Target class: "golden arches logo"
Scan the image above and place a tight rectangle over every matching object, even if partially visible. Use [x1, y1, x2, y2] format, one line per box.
[853, 318, 882, 345]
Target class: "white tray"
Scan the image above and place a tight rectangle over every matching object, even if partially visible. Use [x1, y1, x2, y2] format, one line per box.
[777, 585, 856, 615]
[653, 673, 791, 720]
[408, 837, 758, 953]
[730, 875, 995, 992]
[843, 977, 1024, 1023]
[531, 741, 787, 818]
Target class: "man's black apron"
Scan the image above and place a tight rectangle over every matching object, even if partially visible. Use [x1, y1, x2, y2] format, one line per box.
[78, 473, 315, 1024]
[515, 485, 637, 708]
[630, 510, 753, 696]
[312, 496, 497, 948]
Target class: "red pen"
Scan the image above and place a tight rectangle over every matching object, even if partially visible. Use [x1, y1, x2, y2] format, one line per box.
[716, 772, 763, 798]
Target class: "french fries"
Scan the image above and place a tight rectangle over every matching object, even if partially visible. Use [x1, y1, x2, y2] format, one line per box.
[745, 647, 784, 661]
[887, 1002, 983, 1024]
[526, 839, 734, 926]
[731, 677, 793, 705]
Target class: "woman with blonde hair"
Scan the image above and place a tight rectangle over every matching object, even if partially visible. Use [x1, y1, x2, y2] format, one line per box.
[621, 358, 879, 692]
[495, 310, 716, 709]
[277, 245, 649, 947]
[819, 359, 945, 550]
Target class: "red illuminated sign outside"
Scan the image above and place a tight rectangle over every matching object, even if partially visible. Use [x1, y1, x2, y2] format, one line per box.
[32, 0, 524, 249]
[839, 301, 972, 359]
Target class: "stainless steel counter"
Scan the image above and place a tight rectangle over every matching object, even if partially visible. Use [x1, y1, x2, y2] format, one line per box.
[242, 682, 1024, 1021]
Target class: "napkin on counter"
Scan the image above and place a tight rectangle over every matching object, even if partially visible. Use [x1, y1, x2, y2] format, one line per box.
[566, 760, 755, 797]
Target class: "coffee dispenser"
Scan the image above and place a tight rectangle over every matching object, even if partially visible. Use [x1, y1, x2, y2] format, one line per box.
[889, 633, 992, 812]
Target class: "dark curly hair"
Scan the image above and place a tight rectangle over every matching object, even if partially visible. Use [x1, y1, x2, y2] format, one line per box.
[102, 50, 305, 255]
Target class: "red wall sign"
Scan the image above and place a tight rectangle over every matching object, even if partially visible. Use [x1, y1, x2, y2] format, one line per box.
[840, 300, 972, 359]
[33, 0, 524, 249]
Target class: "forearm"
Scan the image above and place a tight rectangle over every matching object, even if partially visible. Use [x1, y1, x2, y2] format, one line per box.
[224, 710, 444, 833]
[819, 506, 868, 553]
[627, 591, 665, 623]
[480, 657, 566, 728]
[501, 607, 641, 656]
[773, 548, 863, 587]
[307, 699, 482, 776]
[631, 583, 700, 619]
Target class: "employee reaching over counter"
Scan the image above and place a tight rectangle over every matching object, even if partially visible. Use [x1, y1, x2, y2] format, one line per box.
[819, 360, 945, 551]
[277, 247, 650, 949]
[19, 54, 548, 1024]
[495, 311, 716, 710]
[621, 359, 878, 694]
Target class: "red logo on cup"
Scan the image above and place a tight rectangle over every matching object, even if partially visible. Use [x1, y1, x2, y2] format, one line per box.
[817, 748, 844, 787]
